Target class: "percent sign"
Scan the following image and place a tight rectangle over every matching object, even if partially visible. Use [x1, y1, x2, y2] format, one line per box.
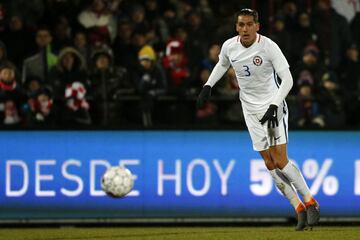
[302, 159, 339, 196]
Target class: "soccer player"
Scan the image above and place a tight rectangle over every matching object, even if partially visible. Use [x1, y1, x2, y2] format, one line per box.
[197, 8, 320, 231]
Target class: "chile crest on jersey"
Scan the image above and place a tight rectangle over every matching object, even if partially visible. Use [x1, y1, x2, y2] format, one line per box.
[253, 55, 263, 66]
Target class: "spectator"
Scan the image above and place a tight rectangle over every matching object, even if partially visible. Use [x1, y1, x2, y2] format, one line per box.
[23, 76, 45, 103]
[129, 4, 149, 31]
[196, 0, 215, 21]
[311, 0, 352, 69]
[48, 47, 88, 128]
[291, 12, 316, 64]
[340, 44, 360, 126]
[212, 3, 240, 43]
[281, 1, 298, 32]
[62, 81, 92, 127]
[162, 39, 190, 95]
[114, 25, 148, 76]
[26, 87, 57, 128]
[6, 0, 45, 28]
[185, 11, 209, 75]
[78, 0, 117, 46]
[0, 62, 25, 126]
[197, 43, 221, 89]
[0, 4, 6, 37]
[22, 26, 58, 83]
[162, 39, 193, 125]
[112, 20, 135, 69]
[294, 82, 324, 128]
[51, 16, 73, 54]
[214, 67, 245, 126]
[0, 40, 22, 83]
[292, 46, 326, 95]
[2, 16, 34, 68]
[144, 0, 170, 43]
[107, 0, 122, 14]
[145, 0, 160, 23]
[216, 67, 239, 97]
[194, 43, 222, 125]
[217, 68, 243, 125]
[351, 11, 360, 49]
[269, 15, 292, 61]
[174, 0, 194, 21]
[48, 47, 88, 101]
[41, 0, 83, 28]
[0, 41, 8, 66]
[318, 71, 345, 127]
[161, 3, 181, 38]
[73, 30, 92, 69]
[133, 44, 167, 127]
[88, 45, 133, 127]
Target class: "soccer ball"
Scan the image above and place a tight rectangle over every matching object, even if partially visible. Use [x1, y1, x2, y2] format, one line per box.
[101, 167, 134, 198]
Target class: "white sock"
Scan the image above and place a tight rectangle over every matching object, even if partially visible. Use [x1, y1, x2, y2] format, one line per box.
[280, 161, 313, 202]
[269, 169, 302, 210]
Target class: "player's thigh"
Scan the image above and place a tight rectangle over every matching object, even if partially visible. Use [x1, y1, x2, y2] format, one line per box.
[244, 106, 289, 151]
[244, 113, 269, 151]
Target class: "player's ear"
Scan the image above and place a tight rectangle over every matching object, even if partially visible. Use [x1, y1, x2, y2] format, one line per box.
[256, 23, 260, 31]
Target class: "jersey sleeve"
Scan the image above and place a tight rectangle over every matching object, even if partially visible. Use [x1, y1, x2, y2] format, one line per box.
[218, 41, 231, 67]
[204, 41, 231, 87]
[267, 40, 289, 73]
[271, 68, 293, 107]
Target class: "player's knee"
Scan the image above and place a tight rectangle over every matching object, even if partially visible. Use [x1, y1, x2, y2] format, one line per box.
[274, 158, 288, 169]
[264, 158, 276, 170]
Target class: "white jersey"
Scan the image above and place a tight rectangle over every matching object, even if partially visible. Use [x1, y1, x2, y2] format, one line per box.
[218, 34, 289, 114]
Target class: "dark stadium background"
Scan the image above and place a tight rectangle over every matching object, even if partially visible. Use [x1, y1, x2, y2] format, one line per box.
[0, 1, 359, 238]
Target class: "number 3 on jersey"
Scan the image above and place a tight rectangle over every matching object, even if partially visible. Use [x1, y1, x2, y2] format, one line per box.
[243, 65, 251, 76]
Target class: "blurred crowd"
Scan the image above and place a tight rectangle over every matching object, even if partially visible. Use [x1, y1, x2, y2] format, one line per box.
[0, 0, 359, 129]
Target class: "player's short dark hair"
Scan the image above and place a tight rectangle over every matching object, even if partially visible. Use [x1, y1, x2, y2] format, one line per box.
[235, 8, 259, 23]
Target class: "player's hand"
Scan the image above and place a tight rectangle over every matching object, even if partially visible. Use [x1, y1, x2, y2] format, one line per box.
[197, 85, 212, 108]
[259, 104, 278, 128]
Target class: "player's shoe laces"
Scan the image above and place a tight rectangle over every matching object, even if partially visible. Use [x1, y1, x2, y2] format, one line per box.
[306, 198, 320, 226]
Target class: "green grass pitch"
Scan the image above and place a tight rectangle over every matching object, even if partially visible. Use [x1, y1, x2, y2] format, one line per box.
[0, 226, 359, 240]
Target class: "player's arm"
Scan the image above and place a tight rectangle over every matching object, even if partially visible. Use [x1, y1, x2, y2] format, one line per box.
[197, 43, 230, 108]
[271, 68, 293, 107]
[260, 41, 293, 128]
[268, 40, 294, 106]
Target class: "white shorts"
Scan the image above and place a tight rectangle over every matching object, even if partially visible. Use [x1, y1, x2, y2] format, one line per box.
[244, 104, 289, 151]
